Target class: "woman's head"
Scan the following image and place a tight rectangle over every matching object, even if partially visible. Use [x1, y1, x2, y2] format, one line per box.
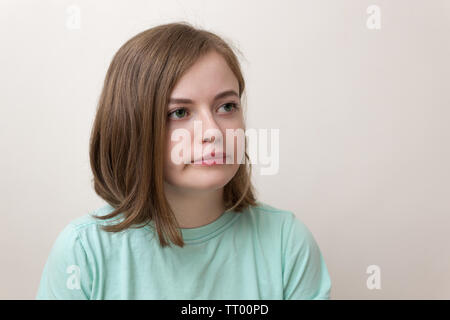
[164, 49, 245, 194]
[89, 21, 257, 247]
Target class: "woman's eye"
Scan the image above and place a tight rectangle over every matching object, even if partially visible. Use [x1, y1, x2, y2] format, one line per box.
[218, 102, 239, 114]
[167, 103, 239, 120]
[168, 108, 188, 120]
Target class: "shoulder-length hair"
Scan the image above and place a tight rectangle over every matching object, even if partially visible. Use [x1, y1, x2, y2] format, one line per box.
[89, 21, 258, 248]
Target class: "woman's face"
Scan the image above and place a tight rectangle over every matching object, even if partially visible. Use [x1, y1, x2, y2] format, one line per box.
[163, 50, 245, 192]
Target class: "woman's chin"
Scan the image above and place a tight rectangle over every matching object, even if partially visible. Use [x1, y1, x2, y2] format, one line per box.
[184, 171, 234, 189]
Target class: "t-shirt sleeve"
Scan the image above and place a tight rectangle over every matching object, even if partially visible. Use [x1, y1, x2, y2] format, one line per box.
[282, 212, 332, 300]
[36, 223, 93, 299]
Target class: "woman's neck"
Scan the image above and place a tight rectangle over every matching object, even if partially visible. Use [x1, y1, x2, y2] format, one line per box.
[163, 182, 226, 229]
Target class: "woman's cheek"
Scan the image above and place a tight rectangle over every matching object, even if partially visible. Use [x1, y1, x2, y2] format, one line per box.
[227, 125, 246, 164]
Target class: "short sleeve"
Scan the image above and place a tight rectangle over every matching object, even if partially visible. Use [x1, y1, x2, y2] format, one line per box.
[282, 213, 332, 300]
[36, 223, 93, 299]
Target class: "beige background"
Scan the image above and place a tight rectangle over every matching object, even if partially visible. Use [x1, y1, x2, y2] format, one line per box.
[1, 0, 449, 299]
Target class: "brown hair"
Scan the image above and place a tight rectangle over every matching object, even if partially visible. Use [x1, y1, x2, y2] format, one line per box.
[89, 21, 258, 248]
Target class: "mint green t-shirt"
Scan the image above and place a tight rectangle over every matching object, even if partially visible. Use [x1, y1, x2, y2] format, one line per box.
[36, 201, 332, 300]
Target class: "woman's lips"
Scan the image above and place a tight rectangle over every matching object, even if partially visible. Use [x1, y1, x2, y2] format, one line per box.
[191, 152, 229, 165]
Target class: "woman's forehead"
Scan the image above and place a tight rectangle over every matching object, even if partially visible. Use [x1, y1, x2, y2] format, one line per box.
[170, 53, 239, 102]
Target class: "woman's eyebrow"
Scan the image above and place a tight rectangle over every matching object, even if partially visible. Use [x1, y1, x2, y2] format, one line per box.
[168, 90, 239, 105]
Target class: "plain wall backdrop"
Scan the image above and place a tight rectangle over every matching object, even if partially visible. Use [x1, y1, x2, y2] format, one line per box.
[1, 0, 449, 299]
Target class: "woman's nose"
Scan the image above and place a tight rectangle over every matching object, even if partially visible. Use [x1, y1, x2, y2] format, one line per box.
[196, 109, 222, 144]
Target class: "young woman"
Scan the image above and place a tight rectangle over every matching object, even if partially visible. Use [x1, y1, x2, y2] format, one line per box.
[36, 21, 332, 300]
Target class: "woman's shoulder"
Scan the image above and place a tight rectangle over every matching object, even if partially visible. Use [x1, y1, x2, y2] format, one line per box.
[247, 201, 316, 241]
[249, 201, 298, 222]
[253, 201, 292, 215]
[244, 201, 305, 233]
[68, 203, 119, 231]
[60, 204, 145, 246]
